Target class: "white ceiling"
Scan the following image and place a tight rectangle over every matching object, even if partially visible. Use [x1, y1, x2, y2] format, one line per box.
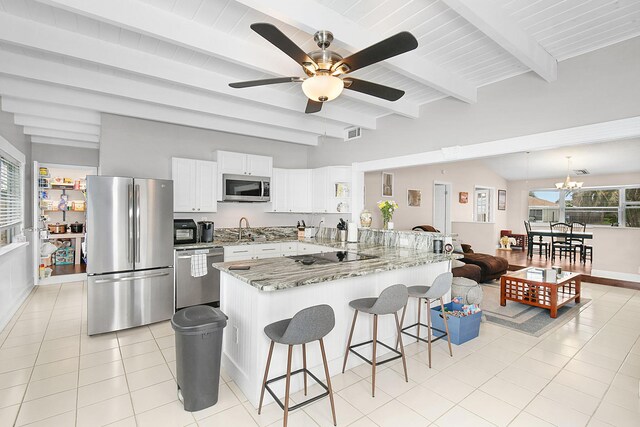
[0, 0, 639, 150]
[481, 138, 640, 181]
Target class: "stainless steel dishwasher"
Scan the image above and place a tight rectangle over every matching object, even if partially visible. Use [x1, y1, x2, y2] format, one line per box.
[174, 246, 224, 310]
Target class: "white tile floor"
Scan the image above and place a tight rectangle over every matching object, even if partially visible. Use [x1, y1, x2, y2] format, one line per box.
[0, 281, 639, 426]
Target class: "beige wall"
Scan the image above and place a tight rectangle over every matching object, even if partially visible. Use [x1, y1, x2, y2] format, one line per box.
[507, 172, 640, 277]
[364, 159, 508, 252]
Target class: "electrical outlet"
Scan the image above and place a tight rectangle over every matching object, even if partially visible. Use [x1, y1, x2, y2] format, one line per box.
[201, 216, 208, 221]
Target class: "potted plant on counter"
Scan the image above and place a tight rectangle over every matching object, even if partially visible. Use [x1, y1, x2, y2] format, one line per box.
[377, 200, 398, 230]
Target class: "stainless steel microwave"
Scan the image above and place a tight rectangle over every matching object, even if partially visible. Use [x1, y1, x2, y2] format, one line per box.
[222, 174, 270, 202]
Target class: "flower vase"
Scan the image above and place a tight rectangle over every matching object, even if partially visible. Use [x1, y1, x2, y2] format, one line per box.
[387, 221, 394, 230]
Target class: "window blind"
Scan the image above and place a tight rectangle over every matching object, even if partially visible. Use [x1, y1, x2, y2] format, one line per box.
[0, 156, 22, 228]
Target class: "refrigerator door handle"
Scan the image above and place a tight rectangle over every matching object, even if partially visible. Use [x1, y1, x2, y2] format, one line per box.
[135, 184, 141, 263]
[93, 271, 170, 284]
[128, 184, 134, 263]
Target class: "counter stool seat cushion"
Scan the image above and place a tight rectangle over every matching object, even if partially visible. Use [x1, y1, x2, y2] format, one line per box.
[408, 285, 430, 297]
[348, 298, 378, 313]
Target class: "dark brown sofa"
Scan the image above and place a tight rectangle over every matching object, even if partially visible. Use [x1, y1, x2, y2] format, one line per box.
[458, 245, 509, 282]
[412, 226, 508, 283]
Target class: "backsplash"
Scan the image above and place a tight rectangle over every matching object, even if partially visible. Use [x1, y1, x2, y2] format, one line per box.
[317, 227, 454, 252]
[215, 226, 298, 242]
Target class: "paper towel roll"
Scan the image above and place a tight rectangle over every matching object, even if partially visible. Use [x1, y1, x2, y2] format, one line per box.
[347, 222, 358, 242]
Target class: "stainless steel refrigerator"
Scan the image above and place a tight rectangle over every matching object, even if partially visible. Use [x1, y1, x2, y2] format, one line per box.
[87, 176, 174, 335]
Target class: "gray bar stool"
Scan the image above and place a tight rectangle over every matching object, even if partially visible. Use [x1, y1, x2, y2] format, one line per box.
[258, 304, 336, 427]
[341, 284, 409, 397]
[398, 272, 453, 368]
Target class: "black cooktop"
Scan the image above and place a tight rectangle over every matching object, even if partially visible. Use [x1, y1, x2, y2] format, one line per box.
[289, 251, 377, 264]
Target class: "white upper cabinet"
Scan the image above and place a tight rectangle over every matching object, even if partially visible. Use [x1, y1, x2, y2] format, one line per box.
[270, 168, 311, 213]
[270, 168, 288, 213]
[245, 154, 272, 177]
[287, 169, 312, 213]
[311, 166, 351, 214]
[172, 157, 217, 212]
[217, 151, 272, 177]
[217, 151, 246, 175]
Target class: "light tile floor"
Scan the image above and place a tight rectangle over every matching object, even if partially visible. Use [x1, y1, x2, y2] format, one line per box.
[0, 281, 639, 426]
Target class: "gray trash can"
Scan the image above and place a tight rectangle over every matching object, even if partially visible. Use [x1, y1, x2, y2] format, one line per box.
[171, 305, 227, 412]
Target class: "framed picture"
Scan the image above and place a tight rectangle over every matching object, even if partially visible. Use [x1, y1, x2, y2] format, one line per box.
[407, 189, 421, 207]
[335, 182, 350, 198]
[498, 189, 507, 210]
[459, 192, 468, 204]
[382, 172, 394, 197]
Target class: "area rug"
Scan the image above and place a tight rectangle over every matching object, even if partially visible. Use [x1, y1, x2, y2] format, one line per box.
[480, 281, 590, 337]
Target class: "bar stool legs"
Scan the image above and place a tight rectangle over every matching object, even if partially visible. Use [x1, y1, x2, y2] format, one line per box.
[342, 310, 408, 398]
[258, 340, 275, 414]
[259, 339, 337, 427]
[399, 296, 453, 368]
[283, 345, 293, 427]
[342, 310, 358, 374]
[319, 338, 337, 426]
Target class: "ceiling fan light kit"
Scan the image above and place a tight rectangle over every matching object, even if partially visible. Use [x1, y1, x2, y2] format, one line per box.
[229, 23, 418, 113]
[302, 74, 344, 102]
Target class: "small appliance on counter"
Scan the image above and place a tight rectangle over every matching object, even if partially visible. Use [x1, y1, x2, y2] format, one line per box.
[174, 219, 198, 245]
[198, 221, 214, 243]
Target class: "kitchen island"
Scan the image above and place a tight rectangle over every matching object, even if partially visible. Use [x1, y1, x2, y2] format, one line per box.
[214, 238, 457, 407]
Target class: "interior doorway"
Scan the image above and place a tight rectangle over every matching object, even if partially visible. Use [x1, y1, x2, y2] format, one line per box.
[33, 162, 97, 285]
[433, 182, 451, 234]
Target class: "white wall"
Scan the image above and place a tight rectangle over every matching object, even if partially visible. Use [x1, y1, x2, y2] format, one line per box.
[309, 37, 640, 167]
[507, 172, 640, 278]
[364, 159, 508, 253]
[32, 143, 99, 167]
[0, 107, 34, 331]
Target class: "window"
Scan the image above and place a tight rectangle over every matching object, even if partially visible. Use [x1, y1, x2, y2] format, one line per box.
[625, 187, 640, 228]
[565, 188, 619, 226]
[528, 185, 640, 228]
[0, 156, 22, 245]
[528, 190, 560, 223]
[474, 187, 493, 222]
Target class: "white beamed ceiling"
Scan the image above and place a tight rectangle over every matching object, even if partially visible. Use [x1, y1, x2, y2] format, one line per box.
[0, 0, 638, 149]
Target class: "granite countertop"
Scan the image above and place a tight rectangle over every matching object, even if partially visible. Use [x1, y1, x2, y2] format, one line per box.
[213, 238, 460, 292]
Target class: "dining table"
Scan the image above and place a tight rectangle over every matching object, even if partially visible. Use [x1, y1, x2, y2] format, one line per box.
[527, 229, 593, 259]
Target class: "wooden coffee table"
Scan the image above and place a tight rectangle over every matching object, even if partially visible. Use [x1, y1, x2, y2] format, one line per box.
[500, 268, 581, 318]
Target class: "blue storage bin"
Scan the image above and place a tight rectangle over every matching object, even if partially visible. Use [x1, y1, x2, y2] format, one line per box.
[430, 302, 481, 345]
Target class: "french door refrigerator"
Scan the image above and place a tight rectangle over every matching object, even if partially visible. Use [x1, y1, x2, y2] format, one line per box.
[87, 176, 174, 335]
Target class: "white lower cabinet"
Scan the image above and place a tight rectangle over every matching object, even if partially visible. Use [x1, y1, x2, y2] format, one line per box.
[223, 242, 336, 261]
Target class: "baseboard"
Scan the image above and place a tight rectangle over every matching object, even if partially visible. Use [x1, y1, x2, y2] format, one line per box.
[0, 284, 34, 333]
[590, 269, 640, 283]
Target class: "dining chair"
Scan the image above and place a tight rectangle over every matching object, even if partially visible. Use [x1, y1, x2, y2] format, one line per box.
[524, 221, 549, 259]
[571, 222, 593, 264]
[550, 222, 575, 263]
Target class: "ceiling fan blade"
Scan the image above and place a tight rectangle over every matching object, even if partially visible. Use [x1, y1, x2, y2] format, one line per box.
[343, 78, 405, 101]
[332, 32, 418, 74]
[305, 99, 323, 114]
[229, 77, 302, 88]
[251, 23, 318, 70]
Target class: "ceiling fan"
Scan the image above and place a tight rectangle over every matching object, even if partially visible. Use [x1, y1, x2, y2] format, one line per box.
[229, 23, 419, 114]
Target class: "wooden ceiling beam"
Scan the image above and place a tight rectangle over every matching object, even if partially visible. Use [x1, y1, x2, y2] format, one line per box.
[34, 0, 419, 117]
[0, 78, 320, 146]
[441, 0, 557, 82]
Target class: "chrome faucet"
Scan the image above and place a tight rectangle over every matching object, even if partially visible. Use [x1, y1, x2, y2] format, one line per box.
[238, 217, 250, 240]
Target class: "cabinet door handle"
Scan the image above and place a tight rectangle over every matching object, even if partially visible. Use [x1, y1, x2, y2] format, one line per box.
[192, 208, 195, 211]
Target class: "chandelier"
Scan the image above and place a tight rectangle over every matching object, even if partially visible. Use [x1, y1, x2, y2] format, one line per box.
[555, 156, 583, 190]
